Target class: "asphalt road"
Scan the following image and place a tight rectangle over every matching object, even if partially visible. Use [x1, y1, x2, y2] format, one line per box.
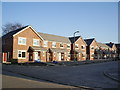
[2, 61, 119, 89]
[2, 71, 76, 88]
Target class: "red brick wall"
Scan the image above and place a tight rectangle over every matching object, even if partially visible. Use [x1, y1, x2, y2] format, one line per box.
[89, 40, 98, 60]
[71, 37, 87, 61]
[13, 27, 43, 63]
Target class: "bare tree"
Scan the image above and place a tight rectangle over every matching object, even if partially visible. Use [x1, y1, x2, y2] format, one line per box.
[2, 23, 23, 35]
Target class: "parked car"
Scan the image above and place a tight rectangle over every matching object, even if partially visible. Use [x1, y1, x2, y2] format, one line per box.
[34, 59, 41, 63]
[52, 61, 58, 64]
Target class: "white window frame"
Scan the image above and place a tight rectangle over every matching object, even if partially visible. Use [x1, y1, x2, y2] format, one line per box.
[67, 44, 70, 49]
[18, 50, 26, 59]
[75, 44, 79, 49]
[44, 41, 48, 47]
[81, 45, 85, 49]
[60, 43, 64, 48]
[91, 46, 94, 49]
[52, 42, 56, 48]
[18, 37, 26, 45]
[33, 39, 40, 46]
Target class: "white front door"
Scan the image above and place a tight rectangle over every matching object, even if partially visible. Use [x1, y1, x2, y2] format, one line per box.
[58, 53, 61, 61]
[34, 52, 38, 60]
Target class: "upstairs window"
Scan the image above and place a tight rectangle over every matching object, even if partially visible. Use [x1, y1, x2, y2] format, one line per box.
[75, 44, 79, 48]
[91, 46, 94, 49]
[44, 41, 48, 47]
[52, 42, 56, 48]
[67, 44, 70, 48]
[68, 52, 70, 57]
[81, 45, 85, 49]
[18, 37, 26, 45]
[60, 43, 64, 48]
[33, 39, 40, 46]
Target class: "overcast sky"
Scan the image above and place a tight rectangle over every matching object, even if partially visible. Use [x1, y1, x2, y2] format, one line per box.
[2, 2, 118, 43]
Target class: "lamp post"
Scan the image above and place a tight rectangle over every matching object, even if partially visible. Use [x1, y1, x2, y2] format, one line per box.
[73, 31, 79, 62]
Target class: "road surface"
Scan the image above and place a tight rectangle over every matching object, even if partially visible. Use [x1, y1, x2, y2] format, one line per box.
[3, 61, 119, 89]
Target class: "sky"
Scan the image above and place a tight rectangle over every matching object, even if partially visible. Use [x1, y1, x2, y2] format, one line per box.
[2, 2, 118, 43]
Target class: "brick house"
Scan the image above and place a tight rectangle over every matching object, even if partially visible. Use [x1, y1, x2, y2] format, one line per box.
[69, 36, 87, 61]
[97, 42, 112, 59]
[2, 25, 45, 63]
[115, 44, 120, 59]
[2, 25, 71, 63]
[106, 42, 117, 58]
[38, 32, 71, 62]
[84, 38, 98, 60]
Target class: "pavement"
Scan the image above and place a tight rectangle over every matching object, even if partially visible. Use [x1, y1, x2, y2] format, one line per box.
[2, 61, 120, 89]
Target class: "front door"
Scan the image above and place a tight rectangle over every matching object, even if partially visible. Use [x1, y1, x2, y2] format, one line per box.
[3, 53, 7, 63]
[29, 52, 33, 61]
[58, 53, 61, 61]
[34, 52, 38, 60]
[61, 53, 64, 60]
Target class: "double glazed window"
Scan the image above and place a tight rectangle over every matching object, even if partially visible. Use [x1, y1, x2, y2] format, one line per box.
[18, 37, 26, 45]
[18, 50, 26, 59]
[52, 42, 56, 48]
[81, 45, 85, 49]
[60, 43, 64, 48]
[67, 44, 70, 48]
[33, 39, 40, 46]
[91, 46, 94, 49]
[44, 41, 48, 47]
[75, 44, 79, 48]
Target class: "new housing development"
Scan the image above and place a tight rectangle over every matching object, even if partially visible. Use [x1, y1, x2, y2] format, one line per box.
[2, 25, 120, 63]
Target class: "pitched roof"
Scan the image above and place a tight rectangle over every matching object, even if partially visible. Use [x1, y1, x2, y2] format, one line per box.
[49, 48, 68, 53]
[38, 32, 71, 43]
[84, 38, 95, 46]
[69, 36, 81, 43]
[106, 42, 114, 48]
[115, 44, 120, 48]
[29, 46, 47, 51]
[97, 42, 111, 49]
[2, 25, 29, 38]
[115, 44, 120, 50]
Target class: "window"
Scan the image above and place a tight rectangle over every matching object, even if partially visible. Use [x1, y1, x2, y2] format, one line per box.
[33, 39, 40, 46]
[91, 46, 94, 49]
[44, 41, 48, 47]
[43, 51, 45, 56]
[68, 52, 70, 57]
[91, 54, 94, 57]
[18, 50, 26, 59]
[18, 37, 26, 45]
[75, 44, 79, 48]
[52, 42, 56, 48]
[60, 43, 64, 48]
[67, 44, 70, 48]
[82, 54, 85, 57]
[81, 45, 84, 49]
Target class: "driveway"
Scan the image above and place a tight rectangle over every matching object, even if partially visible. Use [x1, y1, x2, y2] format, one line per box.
[2, 61, 119, 89]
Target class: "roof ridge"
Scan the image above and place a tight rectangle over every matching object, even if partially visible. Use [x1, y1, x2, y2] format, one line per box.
[38, 32, 68, 38]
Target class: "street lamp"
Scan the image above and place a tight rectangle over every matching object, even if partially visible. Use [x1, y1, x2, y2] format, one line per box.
[73, 31, 79, 62]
